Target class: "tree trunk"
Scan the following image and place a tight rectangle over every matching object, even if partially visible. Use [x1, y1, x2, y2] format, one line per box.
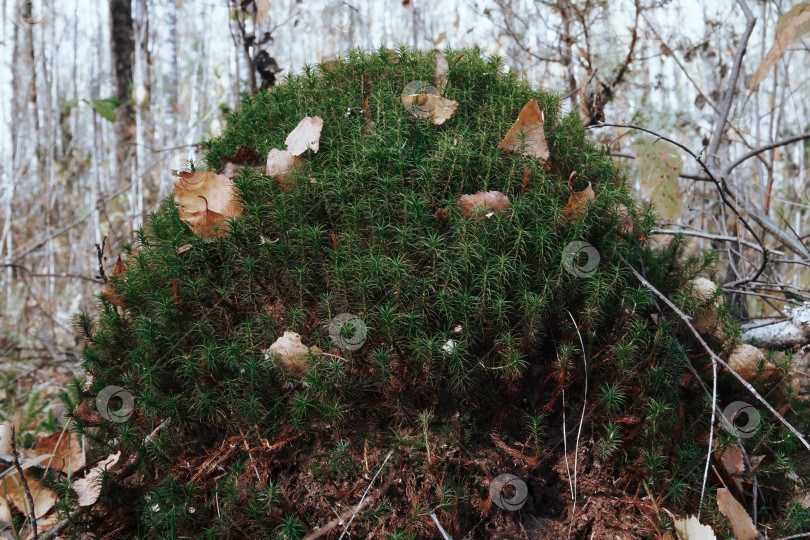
[110, 0, 135, 181]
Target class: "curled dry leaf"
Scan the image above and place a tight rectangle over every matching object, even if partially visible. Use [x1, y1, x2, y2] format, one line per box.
[35, 431, 84, 475]
[561, 182, 595, 224]
[457, 191, 511, 217]
[266, 149, 304, 191]
[497, 98, 549, 160]
[673, 515, 716, 540]
[173, 171, 243, 237]
[434, 49, 449, 95]
[716, 488, 758, 540]
[400, 94, 458, 125]
[101, 256, 127, 308]
[285, 115, 323, 156]
[73, 451, 121, 507]
[264, 331, 321, 374]
[727, 343, 779, 383]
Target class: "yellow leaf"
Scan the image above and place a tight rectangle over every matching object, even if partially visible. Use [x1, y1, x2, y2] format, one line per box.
[632, 138, 683, 222]
[497, 98, 549, 160]
[173, 171, 243, 237]
[749, 10, 810, 92]
[400, 94, 458, 125]
[716, 488, 758, 540]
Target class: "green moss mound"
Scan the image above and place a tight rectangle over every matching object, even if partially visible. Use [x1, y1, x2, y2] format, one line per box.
[67, 48, 809, 538]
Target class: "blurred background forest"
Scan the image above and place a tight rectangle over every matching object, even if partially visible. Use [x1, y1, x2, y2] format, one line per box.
[1, 0, 809, 452]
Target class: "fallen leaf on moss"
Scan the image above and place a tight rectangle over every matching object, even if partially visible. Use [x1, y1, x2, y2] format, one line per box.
[400, 94, 458, 125]
[716, 488, 757, 540]
[520, 166, 531, 194]
[73, 451, 121, 506]
[0, 423, 12, 455]
[561, 182, 595, 223]
[727, 344, 779, 382]
[457, 191, 510, 217]
[673, 515, 715, 540]
[498, 98, 549, 160]
[266, 149, 303, 191]
[434, 49, 449, 95]
[173, 171, 243, 237]
[264, 331, 321, 374]
[35, 431, 84, 475]
[285, 115, 323, 156]
[101, 256, 126, 308]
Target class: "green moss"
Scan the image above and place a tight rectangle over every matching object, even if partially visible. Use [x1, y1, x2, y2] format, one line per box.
[69, 47, 809, 537]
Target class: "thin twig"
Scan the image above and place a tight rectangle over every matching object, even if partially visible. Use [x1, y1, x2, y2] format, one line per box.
[621, 257, 810, 454]
[11, 425, 38, 540]
[337, 451, 393, 540]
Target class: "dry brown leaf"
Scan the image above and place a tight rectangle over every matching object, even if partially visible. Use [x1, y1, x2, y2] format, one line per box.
[497, 98, 550, 160]
[285, 115, 323, 156]
[673, 515, 716, 540]
[716, 488, 758, 540]
[35, 431, 84, 475]
[173, 171, 243, 237]
[73, 451, 121, 507]
[727, 344, 779, 382]
[750, 9, 810, 93]
[457, 191, 511, 217]
[561, 182, 595, 224]
[434, 49, 449, 95]
[400, 94, 458, 125]
[264, 331, 321, 374]
[2, 472, 56, 519]
[0, 423, 12, 455]
[101, 256, 126, 308]
[266, 149, 304, 191]
[520, 166, 531, 194]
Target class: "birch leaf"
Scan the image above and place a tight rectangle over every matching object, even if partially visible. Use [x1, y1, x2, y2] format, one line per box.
[173, 171, 243, 237]
[400, 94, 458, 125]
[561, 182, 595, 224]
[434, 49, 449, 95]
[632, 138, 683, 222]
[716, 488, 758, 540]
[285, 115, 323, 156]
[749, 10, 810, 93]
[72, 451, 121, 507]
[90, 98, 118, 123]
[497, 98, 549, 160]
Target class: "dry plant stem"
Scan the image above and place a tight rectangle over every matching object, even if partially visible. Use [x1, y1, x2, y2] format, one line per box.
[566, 310, 587, 540]
[10, 425, 38, 540]
[337, 451, 392, 540]
[707, 0, 756, 164]
[621, 256, 810, 453]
